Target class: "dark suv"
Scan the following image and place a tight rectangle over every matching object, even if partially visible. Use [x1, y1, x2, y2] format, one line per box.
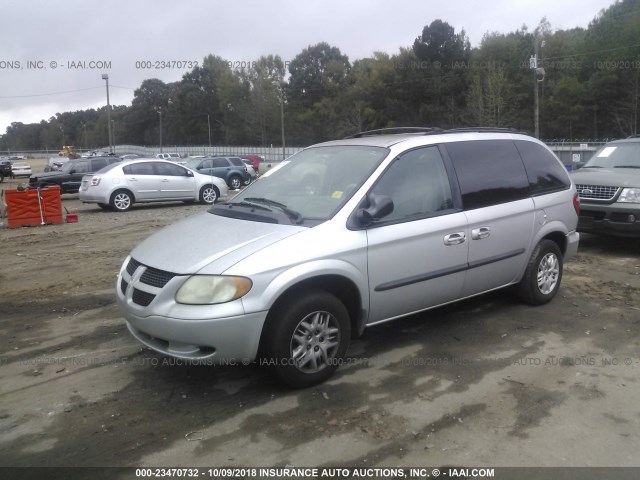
[0, 160, 11, 182]
[184, 156, 250, 189]
[571, 137, 640, 237]
[30, 157, 120, 193]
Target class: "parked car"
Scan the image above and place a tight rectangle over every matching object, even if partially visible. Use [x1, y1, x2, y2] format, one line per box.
[0, 160, 11, 182]
[241, 154, 262, 172]
[571, 137, 640, 237]
[155, 153, 184, 164]
[184, 156, 251, 189]
[10, 161, 32, 177]
[79, 158, 228, 211]
[116, 127, 579, 388]
[241, 159, 258, 183]
[120, 154, 141, 160]
[45, 157, 69, 172]
[30, 157, 121, 193]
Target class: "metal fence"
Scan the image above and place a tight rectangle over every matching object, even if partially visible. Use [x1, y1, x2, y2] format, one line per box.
[2, 141, 606, 167]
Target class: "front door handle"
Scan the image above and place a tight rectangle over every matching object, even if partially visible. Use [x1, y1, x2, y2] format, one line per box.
[471, 226, 491, 240]
[443, 232, 466, 246]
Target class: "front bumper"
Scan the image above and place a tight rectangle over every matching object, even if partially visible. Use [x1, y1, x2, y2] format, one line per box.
[124, 310, 268, 363]
[578, 202, 640, 237]
[116, 258, 267, 363]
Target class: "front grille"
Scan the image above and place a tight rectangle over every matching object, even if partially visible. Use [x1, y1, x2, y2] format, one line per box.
[132, 288, 156, 307]
[575, 184, 619, 201]
[140, 267, 176, 288]
[120, 279, 128, 295]
[126, 258, 142, 276]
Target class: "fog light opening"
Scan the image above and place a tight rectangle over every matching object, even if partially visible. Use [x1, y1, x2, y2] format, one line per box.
[628, 214, 637, 223]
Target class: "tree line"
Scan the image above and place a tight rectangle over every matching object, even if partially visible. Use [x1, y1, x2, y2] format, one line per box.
[1, 0, 638, 151]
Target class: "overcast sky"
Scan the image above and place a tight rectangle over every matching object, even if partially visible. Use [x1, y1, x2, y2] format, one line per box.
[0, 0, 617, 137]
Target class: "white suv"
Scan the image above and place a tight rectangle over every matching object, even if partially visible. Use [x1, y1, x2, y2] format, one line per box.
[117, 128, 580, 387]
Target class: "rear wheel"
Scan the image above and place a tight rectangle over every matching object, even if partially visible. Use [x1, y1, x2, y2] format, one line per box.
[516, 240, 563, 305]
[0, 172, 4, 182]
[264, 291, 351, 388]
[109, 190, 133, 212]
[199, 185, 219, 204]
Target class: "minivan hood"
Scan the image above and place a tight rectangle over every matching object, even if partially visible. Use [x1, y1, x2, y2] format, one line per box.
[571, 168, 640, 187]
[129, 212, 306, 274]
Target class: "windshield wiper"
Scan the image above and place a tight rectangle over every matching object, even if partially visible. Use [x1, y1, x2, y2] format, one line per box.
[613, 165, 640, 169]
[228, 200, 273, 212]
[581, 165, 603, 168]
[244, 197, 304, 224]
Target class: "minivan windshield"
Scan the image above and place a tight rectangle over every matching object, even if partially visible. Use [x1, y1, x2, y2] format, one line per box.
[214, 145, 389, 225]
[583, 143, 640, 169]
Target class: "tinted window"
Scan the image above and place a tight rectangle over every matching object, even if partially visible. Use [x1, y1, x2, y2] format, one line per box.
[73, 160, 89, 174]
[370, 146, 453, 223]
[201, 159, 213, 169]
[445, 140, 530, 210]
[212, 158, 228, 168]
[514, 140, 570, 195]
[91, 158, 109, 171]
[154, 162, 186, 176]
[123, 163, 155, 175]
[229, 157, 244, 167]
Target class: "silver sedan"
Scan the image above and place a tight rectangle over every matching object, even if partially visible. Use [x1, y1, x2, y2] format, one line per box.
[79, 158, 228, 211]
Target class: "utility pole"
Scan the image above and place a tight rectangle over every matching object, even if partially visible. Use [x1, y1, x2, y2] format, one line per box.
[280, 84, 286, 160]
[102, 74, 113, 152]
[530, 38, 545, 139]
[207, 114, 211, 147]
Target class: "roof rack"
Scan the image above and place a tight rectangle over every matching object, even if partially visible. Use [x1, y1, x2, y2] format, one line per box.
[345, 126, 524, 139]
[344, 127, 442, 138]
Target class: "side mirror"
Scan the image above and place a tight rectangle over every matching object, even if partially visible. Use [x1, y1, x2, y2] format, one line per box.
[355, 193, 394, 227]
[186, 170, 194, 177]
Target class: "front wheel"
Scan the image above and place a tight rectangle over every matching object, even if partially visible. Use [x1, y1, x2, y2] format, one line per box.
[97, 203, 110, 210]
[199, 184, 219, 204]
[264, 291, 351, 388]
[516, 240, 563, 305]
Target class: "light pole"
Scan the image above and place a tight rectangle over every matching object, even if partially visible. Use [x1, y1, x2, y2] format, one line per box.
[156, 107, 163, 153]
[111, 120, 116, 149]
[102, 74, 113, 152]
[81, 122, 87, 150]
[280, 83, 286, 160]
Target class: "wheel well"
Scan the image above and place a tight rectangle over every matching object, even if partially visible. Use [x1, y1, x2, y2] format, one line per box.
[542, 231, 566, 257]
[111, 188, 135, 202]
[257, 275, 363, 357]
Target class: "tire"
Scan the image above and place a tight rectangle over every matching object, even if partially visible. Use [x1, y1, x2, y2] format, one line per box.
[0, 172, 4, 183]
[97, 203, 110, 210]
[228, 175, 242, 190]
[516, 240, 563, 305]
[199, 184, 219, 205]
[243, 176, 252, 186]
[264, 291, 351, 388]
[109, 190, 133, 212]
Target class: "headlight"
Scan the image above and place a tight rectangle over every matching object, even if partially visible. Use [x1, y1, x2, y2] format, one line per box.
[619, 188, 640, 203]
[175, 275, 252, 305]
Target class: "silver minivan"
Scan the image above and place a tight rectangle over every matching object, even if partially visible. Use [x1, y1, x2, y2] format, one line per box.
[117, 128, 580, 387]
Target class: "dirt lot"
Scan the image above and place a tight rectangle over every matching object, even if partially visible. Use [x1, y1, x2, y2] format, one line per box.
[1, 161, 639, 469]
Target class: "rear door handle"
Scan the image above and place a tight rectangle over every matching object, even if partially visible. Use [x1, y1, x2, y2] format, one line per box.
[471, 226, 491, 240]
[443, 232, 466, 246]
[161, 179, 169, 182]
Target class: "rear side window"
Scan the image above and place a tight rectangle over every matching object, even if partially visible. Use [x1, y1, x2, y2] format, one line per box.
[91, 158, 108, 171]
[123, 163, 155, 175]
[514, 140, 570, 195]
[229, 157, 244, 167]
[154, 162, 187, 176]
[445, 140, 530, 210]
[212, 158, 229, 168]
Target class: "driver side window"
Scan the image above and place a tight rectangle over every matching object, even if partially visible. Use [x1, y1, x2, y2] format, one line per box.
[371, 146, 453, 223]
